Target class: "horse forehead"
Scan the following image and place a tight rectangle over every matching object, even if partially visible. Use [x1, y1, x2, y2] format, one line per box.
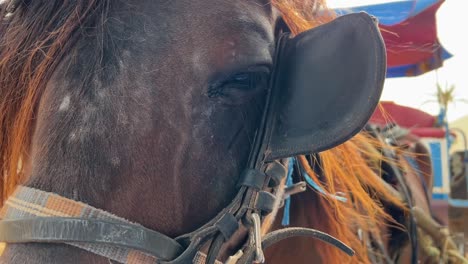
[152, 0, 274, 18]
[124, 0, 276, 77]
[135, 0, 275, 40]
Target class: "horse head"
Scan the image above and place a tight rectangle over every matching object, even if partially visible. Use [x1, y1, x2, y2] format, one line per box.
[0, 1, 386, 263]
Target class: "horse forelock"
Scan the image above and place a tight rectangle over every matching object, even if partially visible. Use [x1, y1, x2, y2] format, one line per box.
[272, 0, 335, 35]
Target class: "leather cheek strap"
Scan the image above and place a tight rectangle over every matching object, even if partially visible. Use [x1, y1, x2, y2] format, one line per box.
[0, 218, 184, 261]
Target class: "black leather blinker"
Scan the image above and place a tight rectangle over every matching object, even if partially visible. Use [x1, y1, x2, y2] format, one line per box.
[248, 12, 386, 168]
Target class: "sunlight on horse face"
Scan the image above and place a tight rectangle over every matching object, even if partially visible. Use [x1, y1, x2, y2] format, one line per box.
[29, 0, 278, 236]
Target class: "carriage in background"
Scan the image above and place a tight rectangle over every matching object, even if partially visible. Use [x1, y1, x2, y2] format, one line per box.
[334, 0, 451, 78]
[370, 101, 468, 255]
[339, 0, 467, 254]
[371, 101, 451, 223]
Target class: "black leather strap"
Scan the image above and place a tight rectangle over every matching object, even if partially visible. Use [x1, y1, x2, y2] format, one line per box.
[0, 218, 184, 261]
[255, 191, 276, 215]
[215, 214, 238, 241]
[238, 169, 266, 190]
[262, 227, 355, 256]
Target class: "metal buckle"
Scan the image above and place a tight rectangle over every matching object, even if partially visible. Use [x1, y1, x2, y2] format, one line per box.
[224, 250, 244, 264]
[250, 213, 265, 263]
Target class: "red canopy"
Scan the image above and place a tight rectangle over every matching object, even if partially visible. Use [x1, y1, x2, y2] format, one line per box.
[381, 1, 445, 67]
[334, 0, 452, 77]
[370, 101, 446, 138]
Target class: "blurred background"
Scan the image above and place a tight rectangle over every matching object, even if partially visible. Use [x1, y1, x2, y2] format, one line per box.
[329, 0, 466, 119]
[329, 0, 468, 151]
[328, 0, 468, 255]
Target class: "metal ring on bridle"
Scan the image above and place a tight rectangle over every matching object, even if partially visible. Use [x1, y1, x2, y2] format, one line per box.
[250, 213, 265, 263]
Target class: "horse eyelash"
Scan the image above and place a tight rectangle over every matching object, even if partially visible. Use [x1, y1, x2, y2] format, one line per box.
[207, 71, 269, 98]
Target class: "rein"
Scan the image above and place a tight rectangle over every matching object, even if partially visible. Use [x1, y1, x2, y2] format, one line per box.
[0, 186, 179, 263]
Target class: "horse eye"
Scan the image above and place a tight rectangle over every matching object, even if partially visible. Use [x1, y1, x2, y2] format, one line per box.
[208, 71, 269, 101]
[223, 72, 269, 92]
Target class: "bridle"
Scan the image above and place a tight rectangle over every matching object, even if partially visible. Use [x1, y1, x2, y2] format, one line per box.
[0, 8, 387, 263]
[0, 166, 353, 264]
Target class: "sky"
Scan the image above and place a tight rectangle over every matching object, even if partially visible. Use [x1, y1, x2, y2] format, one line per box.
[328, 0, 467, 122]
